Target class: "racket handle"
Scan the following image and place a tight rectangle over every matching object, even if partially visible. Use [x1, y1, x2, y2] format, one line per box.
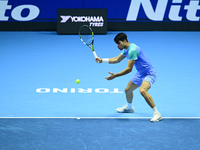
[93, 51, 98, 58]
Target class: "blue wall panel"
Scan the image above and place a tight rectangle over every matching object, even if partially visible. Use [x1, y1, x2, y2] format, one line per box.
[0, 0, 200, 31]
[83, 0, 131, 21]
[2, 0, 83, 22]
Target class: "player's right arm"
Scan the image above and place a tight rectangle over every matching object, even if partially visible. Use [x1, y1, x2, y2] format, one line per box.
[95, 54, 126, 64]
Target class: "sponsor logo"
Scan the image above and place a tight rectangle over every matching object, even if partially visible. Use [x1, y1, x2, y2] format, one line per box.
[0, 0, 40, 21]
[60, 15, 104, 27]
[36, 88, 123, 93]
[127, 0, 200, 21]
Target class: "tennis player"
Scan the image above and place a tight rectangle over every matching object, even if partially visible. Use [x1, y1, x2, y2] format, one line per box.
[95, 33, 162, 122]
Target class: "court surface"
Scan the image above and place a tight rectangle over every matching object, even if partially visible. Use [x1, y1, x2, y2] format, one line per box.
[0, 31, 200, 149]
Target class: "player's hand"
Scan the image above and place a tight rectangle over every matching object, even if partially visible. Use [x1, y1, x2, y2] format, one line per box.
[95, 57, 102, 63]
[105, 72, 115, 80]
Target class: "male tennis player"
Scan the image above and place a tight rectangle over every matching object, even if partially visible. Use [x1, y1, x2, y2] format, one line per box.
[95, 33, 162, 122]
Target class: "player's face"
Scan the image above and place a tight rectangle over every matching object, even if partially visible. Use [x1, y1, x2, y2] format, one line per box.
[116, 40, 126, 50]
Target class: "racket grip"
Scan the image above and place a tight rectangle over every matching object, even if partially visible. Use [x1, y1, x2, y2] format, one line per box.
[93, 51, 98, 58]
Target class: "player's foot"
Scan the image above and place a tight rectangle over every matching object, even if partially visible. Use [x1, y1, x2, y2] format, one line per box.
[116, 105, 134, 113]
[150, 113, 162, 122]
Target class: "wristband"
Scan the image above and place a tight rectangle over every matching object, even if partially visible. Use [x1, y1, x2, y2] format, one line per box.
[102, 58, 109, 63]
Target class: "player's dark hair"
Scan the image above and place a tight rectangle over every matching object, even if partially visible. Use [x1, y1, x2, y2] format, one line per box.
[114, 33, 128, 43]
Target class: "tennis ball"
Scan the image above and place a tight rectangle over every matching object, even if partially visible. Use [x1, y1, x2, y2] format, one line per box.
[76, 79, 80, 84]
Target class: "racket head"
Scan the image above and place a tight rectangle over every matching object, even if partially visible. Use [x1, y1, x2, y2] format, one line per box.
[79, 25, 94, 50]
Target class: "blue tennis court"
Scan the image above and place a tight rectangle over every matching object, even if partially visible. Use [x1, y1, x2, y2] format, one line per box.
[0, 31, 200, 149]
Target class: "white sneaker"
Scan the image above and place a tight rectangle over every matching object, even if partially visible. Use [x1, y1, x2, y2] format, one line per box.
[150, 113, 162, 122]
[116, 105, 134, 113]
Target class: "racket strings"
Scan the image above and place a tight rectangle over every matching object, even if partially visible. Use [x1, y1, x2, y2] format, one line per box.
[80, 26, 93, 45]
[82, 35, 93, 45]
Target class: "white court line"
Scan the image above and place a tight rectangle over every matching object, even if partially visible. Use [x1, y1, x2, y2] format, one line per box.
[0, 117, 200, 119]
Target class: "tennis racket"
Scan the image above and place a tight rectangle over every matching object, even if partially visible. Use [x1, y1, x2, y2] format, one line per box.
[79, 25, 98, 58]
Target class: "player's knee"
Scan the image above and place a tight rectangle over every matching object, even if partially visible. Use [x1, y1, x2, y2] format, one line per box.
[140, 88, 147, 96]
[125, 87, 131, 95]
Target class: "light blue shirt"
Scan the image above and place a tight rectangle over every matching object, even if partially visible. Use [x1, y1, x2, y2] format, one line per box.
[121, 43, 155, 75]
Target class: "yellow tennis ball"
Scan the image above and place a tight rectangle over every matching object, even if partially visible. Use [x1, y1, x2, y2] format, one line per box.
[76, 79, 80, 84]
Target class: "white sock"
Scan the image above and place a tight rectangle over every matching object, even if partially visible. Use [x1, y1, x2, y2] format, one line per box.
[127, 103, 132, 109]
[152, 107, 159, 114]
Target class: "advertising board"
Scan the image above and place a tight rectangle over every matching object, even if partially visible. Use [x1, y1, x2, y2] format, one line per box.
[0, 0, 200, 31]
[57, 9, 107, 34]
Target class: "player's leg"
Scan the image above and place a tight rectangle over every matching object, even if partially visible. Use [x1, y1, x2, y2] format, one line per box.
[139, 80, 155, 108]
[116, 81, 139, 113]
[140, 79, 162, 122]
[125, 81, 139, 104]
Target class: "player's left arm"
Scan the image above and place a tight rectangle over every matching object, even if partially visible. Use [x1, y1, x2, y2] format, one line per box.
[106, 60, 135, 80]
